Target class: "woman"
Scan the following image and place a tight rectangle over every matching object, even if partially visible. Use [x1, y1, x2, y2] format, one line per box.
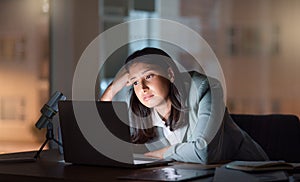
[101, 47, 269, 164]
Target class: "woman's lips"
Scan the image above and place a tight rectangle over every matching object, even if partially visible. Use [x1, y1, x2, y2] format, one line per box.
[143, 94, 154, 101]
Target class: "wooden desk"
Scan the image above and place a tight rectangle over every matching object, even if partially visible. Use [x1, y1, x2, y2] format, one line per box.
[0, 150, 215, 181]
[2, 150, 299, 181]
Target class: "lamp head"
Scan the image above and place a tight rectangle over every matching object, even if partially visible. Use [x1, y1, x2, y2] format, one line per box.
[35, 91, 66, 129]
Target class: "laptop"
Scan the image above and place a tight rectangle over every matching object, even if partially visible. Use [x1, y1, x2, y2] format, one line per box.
[58, 100, 171, 168]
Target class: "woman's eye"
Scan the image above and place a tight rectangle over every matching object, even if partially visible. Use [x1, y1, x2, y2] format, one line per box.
[133, 81, 138, 86]
[145, 74, 154, 80]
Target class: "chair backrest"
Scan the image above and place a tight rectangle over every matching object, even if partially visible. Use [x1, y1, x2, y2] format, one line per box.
[231, 114, 300, 162]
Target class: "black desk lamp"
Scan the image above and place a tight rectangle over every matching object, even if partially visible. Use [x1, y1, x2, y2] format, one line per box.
[34, 91, 66, 159]
[0, 91, 66, 163]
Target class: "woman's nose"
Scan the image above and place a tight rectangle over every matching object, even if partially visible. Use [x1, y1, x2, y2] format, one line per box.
[140, 80, 149, 91]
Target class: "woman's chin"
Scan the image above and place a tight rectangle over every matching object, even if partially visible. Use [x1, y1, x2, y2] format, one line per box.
[142, 103, 154, 108]
[141, 100, 157, 108]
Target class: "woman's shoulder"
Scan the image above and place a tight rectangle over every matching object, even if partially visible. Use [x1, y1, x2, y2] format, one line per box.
[181, 71, 210, 99]
[188, 71, 222, 87]
[187, 71, 218, 88]
[188, 71, 207, 80]
[187, 71, 208, 86]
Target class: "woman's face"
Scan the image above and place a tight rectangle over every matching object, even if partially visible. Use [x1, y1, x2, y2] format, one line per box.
[128, 62, 171, 109]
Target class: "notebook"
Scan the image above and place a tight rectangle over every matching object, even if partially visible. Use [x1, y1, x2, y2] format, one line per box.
[226, 160, 300, 172]
[58, 100, 171, 168]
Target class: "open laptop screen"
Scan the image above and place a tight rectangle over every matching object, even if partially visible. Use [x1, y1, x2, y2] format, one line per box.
[58, 100, 170, 168]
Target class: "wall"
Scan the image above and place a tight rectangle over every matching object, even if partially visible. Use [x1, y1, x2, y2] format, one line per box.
[181, 0, 300, 116]
[0, 0, 49, 142]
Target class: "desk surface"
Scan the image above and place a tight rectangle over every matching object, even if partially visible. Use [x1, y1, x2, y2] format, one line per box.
[0, 150, 216, 182]
[0, 150, 299, 182]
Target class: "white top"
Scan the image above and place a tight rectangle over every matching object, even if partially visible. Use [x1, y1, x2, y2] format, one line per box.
[151, 109, 187, 145]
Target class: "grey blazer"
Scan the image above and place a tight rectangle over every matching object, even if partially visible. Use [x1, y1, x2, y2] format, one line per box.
[145, 72, 269, 164]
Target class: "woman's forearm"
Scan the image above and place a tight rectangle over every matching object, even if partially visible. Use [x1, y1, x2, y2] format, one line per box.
[100, 68, 130, 101]
[100, 82, 115, 101]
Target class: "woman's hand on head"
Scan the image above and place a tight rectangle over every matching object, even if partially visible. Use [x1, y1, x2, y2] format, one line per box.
[112, 67, 131, 91]
[100, 67, 130, 101]
[144, 146, 170, 159]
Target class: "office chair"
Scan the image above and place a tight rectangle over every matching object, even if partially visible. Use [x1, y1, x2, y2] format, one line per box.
[231, 114, 300, 162]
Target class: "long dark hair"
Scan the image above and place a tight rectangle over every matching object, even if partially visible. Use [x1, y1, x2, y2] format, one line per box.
[125, 47, 188, 144]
